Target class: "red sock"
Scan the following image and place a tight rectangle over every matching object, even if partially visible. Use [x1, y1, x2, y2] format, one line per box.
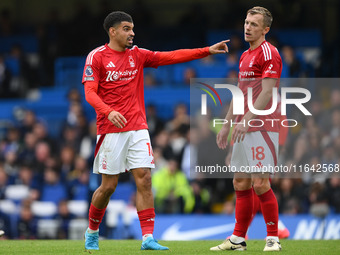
[258, 189, 278, 237]
[88, 203, 106, 231]
[248, 187, 261, 228]
[137, 208, 155, 236]
[233, 188, 253, 238]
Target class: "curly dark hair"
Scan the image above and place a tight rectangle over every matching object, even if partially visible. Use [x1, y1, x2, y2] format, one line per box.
[103, 11, 133, 33]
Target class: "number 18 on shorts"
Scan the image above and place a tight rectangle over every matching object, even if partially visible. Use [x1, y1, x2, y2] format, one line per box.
[230, 131, 279, 173]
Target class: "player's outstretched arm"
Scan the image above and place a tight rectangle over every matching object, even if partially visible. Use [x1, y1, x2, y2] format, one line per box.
[157, 40, 229, 66]
[209, 40, 230, 54]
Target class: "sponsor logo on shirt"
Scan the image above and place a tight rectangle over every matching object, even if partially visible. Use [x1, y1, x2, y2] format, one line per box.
[84, 77, 95, 81]
[265, 64, 277, 74]
[265, 70, 277, 74]
[106, 69, 138, 82]
[85, 66, 93, 76]
[239, 71, 254, 77]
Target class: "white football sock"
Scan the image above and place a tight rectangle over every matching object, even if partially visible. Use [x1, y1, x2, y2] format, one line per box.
[266, 236, 279, 242]
[230, 234, 245, 244]
[143, 234, 153, 241]
[87, 228, 99, 234]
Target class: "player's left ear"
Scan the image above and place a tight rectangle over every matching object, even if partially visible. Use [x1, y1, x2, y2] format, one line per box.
[263, 27, 270, 36]
[109, 27, 116, 36]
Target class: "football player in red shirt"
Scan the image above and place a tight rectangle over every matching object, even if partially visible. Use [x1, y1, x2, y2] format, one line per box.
[82, 11, 229, 251]
[250, 95, 290, 240]
[211, 7, 282, 251]
[222, 96, 290, 241]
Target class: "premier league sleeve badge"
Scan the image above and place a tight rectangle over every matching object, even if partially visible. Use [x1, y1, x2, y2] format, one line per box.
[85, 66, 94, 76]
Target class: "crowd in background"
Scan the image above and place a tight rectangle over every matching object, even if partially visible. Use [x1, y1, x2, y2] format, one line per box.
[1, 82, 340, 239]
[0, 0, 334, 97]
[0, 1, 340, 240]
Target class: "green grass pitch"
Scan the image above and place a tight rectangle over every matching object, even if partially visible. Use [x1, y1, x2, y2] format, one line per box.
[0, 240, 340, 255]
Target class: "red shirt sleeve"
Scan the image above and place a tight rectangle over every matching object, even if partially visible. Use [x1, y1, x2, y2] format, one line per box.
[136, 47, 160, 68]
[157, 47, 210, 66]
[262, 47, 282, 79]
[137, 46, 210, 68]
[82, 49, 101, 84]
[84, 81, 113, 116]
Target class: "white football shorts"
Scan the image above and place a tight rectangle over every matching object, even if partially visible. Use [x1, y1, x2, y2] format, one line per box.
[93, 129, 155, 175]
[231, 131, 279, 173]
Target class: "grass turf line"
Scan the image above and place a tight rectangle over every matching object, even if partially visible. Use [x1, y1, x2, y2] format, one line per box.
[0, 240, 340, 255]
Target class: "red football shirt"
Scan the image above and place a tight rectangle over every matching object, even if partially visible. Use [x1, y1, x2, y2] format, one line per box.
[82, 44, 160, 135]
[236, 40, 282, 132]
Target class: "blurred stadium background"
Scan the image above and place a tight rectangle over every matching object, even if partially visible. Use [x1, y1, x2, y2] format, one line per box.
[0, 0, 340, 241]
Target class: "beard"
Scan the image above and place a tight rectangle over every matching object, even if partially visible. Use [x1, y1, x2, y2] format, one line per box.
[126, 37, 134, 49]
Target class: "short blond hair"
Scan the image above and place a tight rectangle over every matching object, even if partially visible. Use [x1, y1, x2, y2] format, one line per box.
[247, 6, 273, 28]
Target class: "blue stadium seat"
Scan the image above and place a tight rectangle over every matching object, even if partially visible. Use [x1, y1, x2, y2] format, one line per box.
[40, 182, 68, 206]
[144, 66, 173, 84]
[172, 63, 192, 84]
[0, 35, 38, 53]
[55, 57, 86, 88]
[111, 182, 136, 203]
[195, 64, 229, 79]
[144, 87, 190, 120]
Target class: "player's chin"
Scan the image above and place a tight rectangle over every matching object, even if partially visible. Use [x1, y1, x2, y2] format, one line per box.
[126, 43, 133, 49]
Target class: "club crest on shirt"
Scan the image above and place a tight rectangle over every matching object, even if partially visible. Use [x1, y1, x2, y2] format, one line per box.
[129, 56, 135, 67]
[85, 66, 93, 76]
[249, 56, 255, 67]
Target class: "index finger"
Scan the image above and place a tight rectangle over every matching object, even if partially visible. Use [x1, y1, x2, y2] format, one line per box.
[224, 44, 229, 53]
[231, 129, 236, 143]
[117, 113, 127, 123]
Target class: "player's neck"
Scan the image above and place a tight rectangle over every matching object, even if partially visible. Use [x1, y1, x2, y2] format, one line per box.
[107, 41, 126, 52]
[249, 38, 265, 51]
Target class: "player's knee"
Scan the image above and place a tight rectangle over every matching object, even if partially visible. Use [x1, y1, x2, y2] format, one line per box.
[253, 180, 270, 195]
[142, 175, 152, 191]
[137, 171, 152, 191]
[233, 178, 251, 191]
[100, 185, 116, 198]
